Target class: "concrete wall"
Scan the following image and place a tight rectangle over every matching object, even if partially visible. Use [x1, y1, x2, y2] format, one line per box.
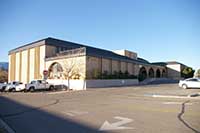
[47, 79, 86, 90]
[86, 79, 139, 88]
[47, 79, 138, 90]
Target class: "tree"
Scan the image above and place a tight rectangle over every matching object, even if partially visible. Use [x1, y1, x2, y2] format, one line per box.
[62, 57, 85, 89]
[194, 69, 200, 78]
[181, 67, 195, 79]
[0, 70, 8, 82]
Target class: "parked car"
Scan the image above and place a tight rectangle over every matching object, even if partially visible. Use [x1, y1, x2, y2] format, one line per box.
[0, 82, 7, 92]
[179, 78, 200, 89]
[5, 81, 26, 92]
[26, 80, 54, 92]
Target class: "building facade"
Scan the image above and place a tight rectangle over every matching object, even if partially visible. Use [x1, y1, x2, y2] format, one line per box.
[8, 37, 183, 84]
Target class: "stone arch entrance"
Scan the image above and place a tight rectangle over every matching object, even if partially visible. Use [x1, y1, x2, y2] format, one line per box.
[139, 67, 147, 81]
[48, 62, 63, 79]
[148, 68, 154, 78]
[156, 69, 161, 78]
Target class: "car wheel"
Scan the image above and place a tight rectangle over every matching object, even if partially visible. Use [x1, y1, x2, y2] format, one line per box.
[30, 87, 35, 92]
[182, 84, 188, 89]
[9, 88, 15, 92]
[49, 86, 54, 91]
[2, 86, 6, 91]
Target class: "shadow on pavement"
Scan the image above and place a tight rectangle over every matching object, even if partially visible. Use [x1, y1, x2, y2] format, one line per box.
[0, 96, 108, 133]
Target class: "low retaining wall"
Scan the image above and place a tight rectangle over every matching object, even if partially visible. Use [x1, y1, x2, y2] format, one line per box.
[47, 79, 139, 90]
[47, 79, 86, 90]
[86, 79, 139, 88]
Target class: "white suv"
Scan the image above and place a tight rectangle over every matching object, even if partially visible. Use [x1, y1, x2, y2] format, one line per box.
[26, 80, 54, 92]
[179, 78, 200, 89]
[5, 81, 26, 92]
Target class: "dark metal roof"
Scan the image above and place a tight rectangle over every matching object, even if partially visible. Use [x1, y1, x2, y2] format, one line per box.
[152, 62, 167, 66]
[152, 61, 186, 67]
[8, 37, 161, 66]
[45, 38, 152, 65]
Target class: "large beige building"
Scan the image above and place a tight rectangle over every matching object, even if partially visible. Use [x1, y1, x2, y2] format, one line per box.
[8, 37, 184, 84]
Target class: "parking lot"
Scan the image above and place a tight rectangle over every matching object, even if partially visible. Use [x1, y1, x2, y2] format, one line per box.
[0, 84, 200, 133]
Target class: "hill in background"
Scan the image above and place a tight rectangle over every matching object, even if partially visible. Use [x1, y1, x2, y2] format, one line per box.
[0, 62, 8, 71]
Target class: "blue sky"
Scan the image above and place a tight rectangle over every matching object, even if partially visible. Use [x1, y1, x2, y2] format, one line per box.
[1, 0, 200, 70]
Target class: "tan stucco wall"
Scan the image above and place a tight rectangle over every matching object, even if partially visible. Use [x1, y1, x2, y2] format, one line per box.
[9, 42, 169, 84]
[133, 64, 139, 75]
[86, 56, 101, 78]
[127, 63, 133, 74]
[8, 44, 46, 83]
[29, 48, 35, 82]
[111, 60, 119, 73]
[102, 58, 111, 74]
[120, 61, 127, 72]
[15, 52, 20, 81]
[46, 45, 57, 57]
[21, 50, 28, 83]
[40, 45, 46, 78]
[86, 56, 143, 78]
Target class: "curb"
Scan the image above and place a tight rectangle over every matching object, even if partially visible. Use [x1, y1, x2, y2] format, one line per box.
[0, 118, 15, 133]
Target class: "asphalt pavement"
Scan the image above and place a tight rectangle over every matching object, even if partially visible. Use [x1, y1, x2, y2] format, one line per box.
[0, 84, 200, 133]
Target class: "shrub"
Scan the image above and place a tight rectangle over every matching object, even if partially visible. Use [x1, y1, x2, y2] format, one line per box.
[195, 69, 200, 78]
[92, 69, 101, 79]
[181, 67, 195, 79]
[0, 70, 8, 82]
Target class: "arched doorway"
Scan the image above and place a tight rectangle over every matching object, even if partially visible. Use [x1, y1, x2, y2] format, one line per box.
[156, 69, 161, 78]
[48, 62, 63, 79]
[162, 69, 166, 77]
[139, 67, 147, 81]
[148, 68, 154, 78]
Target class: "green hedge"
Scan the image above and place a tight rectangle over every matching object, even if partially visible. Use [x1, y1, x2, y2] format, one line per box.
[91, 70, 137, 79]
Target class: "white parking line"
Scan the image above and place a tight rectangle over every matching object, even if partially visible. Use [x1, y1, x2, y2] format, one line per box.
[163, 102, 193, 105]
[62, 110, 89, 117]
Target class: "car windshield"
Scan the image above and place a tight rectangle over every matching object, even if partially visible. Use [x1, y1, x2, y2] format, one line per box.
[187, 79, 198, 81]
[31, 81, 36, 84]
